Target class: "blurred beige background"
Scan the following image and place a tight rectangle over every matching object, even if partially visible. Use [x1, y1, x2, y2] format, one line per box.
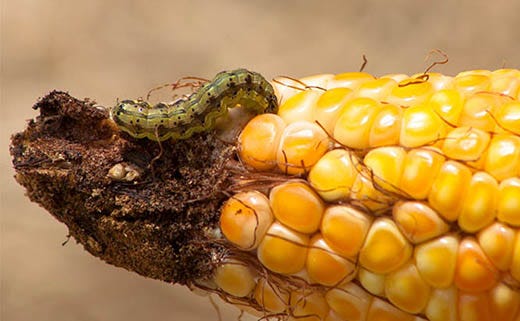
[1, 1, 519, 320]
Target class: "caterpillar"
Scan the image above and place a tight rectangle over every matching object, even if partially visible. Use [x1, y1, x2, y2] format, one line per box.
[110, 69, 279, 141]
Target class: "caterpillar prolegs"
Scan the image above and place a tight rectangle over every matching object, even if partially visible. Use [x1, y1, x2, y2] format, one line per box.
[110, 69, 278, 141]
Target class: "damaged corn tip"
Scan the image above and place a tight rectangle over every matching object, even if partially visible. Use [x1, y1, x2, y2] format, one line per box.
[213, 69, 520, 321]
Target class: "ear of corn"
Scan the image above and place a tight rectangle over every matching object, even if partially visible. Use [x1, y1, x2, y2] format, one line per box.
[215, 69, 520, 321]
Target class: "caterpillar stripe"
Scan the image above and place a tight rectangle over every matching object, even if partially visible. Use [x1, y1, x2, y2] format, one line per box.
[110, 69, 279, 141]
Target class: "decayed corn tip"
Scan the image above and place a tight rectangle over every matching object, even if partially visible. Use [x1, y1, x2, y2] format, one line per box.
[214, 69, 520, 321]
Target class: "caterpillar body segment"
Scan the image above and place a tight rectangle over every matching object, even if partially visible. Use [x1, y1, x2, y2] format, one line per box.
[110, 69, 278, 141]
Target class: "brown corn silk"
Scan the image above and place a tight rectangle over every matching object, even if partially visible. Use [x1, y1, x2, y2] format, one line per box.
[217, 69, 520, 321]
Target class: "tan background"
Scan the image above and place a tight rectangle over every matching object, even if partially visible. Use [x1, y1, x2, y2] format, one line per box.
[2, 1, 520, 320]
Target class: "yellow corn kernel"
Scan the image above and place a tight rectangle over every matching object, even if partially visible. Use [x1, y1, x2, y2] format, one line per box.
[484, 135, 520, 181]
[356, 77, 398, 101]
[219, 191, 273, 250]
[512, 231, 520, 282]
[306, 234, 356, 286]
[497, 177, 520, 226]
[320, 205, 371, 257]
[214, 260, 256, 297]
[495, 100, 520, 135]
[399, 147, 445, 199]
[253, 278, 289, 314]
[400, 105, 447, 148]
[478, 222, 516, 270]
[257, 222, 309, 274]
[269, 180, 325, 233]
[387, 79, 434, 107]
[351, 173, 393, 212]
[289, 291, 329, 321]
[277, 90, 322, 124]
[367, 297, 415, 321]
[455, 237, 499, 292]
[363, 146, 406, 194]
[428, 160, 472, 221]
[238, 113, 286, 171]
[425, 286, 458, 321]
[459, 92, 508, 132]
[276, 121, 331, 175]
[442, 127, 490, 162]
[427, 89, 464, 125]
[324, 310, 345, 321]
[458, 172, 498, 233]
[368, 103, 402, 147]
[393, 201, 450, 244]
[490, 74, 520, 97]
[325, 282, 372, 321]
[453, 73, 490, 96]
[308, 149, 359, 202]
[385, 260, 431, 314]
[381, 73, 409, 82]
[414, 235, 459, 288]
[359, 217, 412, 274]
[312, 87, 353, 134]
[357, 267, 386, 297]
[458, 291, 491, 321]
[489, 282, 520, 321]
[333, 97, 381, 149]
[419, 72, 454, 91]
[328, 71, 375, 90]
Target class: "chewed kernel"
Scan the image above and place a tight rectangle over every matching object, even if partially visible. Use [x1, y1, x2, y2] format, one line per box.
[385, 260, 431, 314]
[427, 89, 464, 125]
[308, 149, 359, 202]
[484, 135, 520, 181]
[238, 113, 286, 170]
[321, 205, 371, 257]
[497, 177, 520, 226]
[368, 103, 402, 147]
[415, 235, 459, 288]
[455, 237, 499, 292]
[220, 191, 273, 250]
[399, 147, 445, 200]
[425, 286, 458, 321]
[458, 172, 498, 233]
[359, 217, 412, 274]
[333, 97, 381, 149]
[428, 160, 472, 221]
[312, 87, 353, 134]
[214, 260, 256, 297]
[400, 105, 447, 148]
[325, 282, 372, 321]
[393, 201, 450, 244]
[442, 126, 490, 162]
[257, 222, 309, 274]
[277, 121, 331, 175]
[306, 234, 356, 286]
[269, 180, 325, 234]
[478, 222, 516, 270]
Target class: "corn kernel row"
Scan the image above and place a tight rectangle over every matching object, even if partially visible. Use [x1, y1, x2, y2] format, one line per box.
[214, 69, 520, 321]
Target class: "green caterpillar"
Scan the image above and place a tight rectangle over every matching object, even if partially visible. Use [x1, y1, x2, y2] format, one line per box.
[110, 69, 278, 141]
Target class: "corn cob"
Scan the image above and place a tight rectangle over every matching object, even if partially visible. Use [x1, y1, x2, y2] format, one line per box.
[213, 69, 520, 321]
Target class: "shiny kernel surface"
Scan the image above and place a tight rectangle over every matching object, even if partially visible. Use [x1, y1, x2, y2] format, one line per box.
[220, 69, 520, 321]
